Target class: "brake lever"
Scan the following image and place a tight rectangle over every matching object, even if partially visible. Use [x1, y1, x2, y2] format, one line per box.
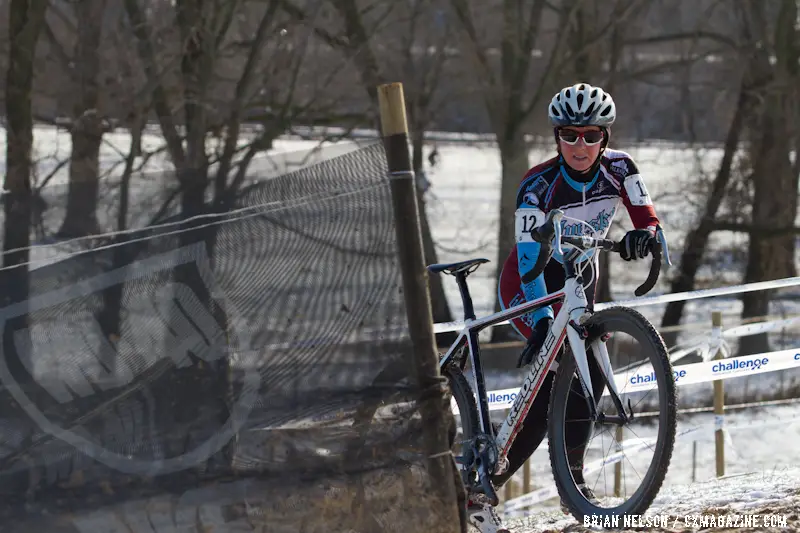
[656, 225, 672, 267]
[551, 210, 565, 257]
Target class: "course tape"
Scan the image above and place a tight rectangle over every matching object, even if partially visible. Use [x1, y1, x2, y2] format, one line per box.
[463, 347, 800, 413]
[434, 276, 800, 334]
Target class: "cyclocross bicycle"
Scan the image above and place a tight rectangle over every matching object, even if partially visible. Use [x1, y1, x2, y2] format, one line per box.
[429, 209, 677, 520]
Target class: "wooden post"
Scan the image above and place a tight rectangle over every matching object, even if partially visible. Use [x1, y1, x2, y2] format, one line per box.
[712, 310, 725, 477]
[522, 459, 530, 495]
[377, 83, 461, 532]
[614, 425, 623, 496]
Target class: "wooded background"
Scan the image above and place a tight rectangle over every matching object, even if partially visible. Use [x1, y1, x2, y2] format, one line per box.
[1, 0, 798, 355]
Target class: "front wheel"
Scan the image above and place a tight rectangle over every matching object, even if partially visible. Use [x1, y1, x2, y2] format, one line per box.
[547, 306, 677, 520]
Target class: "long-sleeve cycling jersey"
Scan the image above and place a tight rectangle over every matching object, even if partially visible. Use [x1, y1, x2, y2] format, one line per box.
[498, 148, 660, 339]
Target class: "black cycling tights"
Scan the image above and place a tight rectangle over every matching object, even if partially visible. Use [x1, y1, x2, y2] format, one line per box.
[492, 354, 605, 486]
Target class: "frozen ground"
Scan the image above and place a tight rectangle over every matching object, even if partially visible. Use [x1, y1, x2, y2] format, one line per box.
[504, 400, 800, 513]
[511, 466, 800, 532]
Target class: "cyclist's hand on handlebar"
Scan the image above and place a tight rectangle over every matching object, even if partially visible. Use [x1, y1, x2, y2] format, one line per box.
[620, 229, 655, 261]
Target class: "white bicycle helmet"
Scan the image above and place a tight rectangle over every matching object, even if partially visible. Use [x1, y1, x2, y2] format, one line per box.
[548, 83, 616, 127]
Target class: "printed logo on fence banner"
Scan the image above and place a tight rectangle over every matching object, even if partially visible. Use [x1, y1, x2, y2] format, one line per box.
[488, 391, 517, 405]
[629, 368, 687, 386]
[712, 357, 769, 374]
[0, 243, 261, 476]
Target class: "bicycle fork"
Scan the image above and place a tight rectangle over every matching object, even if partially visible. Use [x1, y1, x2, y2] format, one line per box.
[569, 318, 633, 426]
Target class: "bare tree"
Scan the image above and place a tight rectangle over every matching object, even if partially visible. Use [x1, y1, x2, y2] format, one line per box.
[2, 0, 48, 381]
[446, 0, 651, 339]
[659, 81, 750, 346]
[562, 0, 628, 304]
[736, 0, 799, 355]
[400, 1, 460, 345]
[116, 0, 361, 399]
[50, 0, 110, 238]
[656, 2, 767, 343]
[657, 1, 799, 351]
[282, 0, 460, 343]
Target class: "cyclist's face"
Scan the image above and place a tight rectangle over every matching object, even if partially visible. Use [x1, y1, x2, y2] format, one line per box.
[558, 126, 604, 173]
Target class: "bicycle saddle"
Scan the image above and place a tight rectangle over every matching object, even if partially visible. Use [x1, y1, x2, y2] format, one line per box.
[427, 258, 490, 276]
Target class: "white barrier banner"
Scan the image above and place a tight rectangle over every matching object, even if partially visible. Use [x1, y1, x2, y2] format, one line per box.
[465, 348, 800, 413]
[434, 277, 800, 334]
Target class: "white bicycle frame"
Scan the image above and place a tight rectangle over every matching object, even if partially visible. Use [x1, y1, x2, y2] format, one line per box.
[438, 274, 622, 475]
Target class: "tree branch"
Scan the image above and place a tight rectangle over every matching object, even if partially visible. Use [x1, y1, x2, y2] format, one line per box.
[503, 0, 547, 137]
[448, 0, 498, 119]
[613, 48, 730, 82]
[214, 0, 279, 202]
[41, 19, 74, 78]
[329, 0, 385, 105]
[278, 0, 349, 48]
[123, 0, 186, 169]
[711, 221, 800, 237]
[213, 0, 241, 51]
[623, 30, 740, 50]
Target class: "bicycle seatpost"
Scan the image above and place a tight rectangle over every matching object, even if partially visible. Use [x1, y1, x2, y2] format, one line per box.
[455, 273, 476, 321]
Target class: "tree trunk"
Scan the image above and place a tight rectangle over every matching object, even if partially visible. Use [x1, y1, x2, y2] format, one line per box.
[97, 114, 145, 374]
[410, 111, 456, 346]
[491, 131, 530, 342]
[739, 0, 798, 356]
[659, 84, 748, 346]
[57, 0, 106, 238]
[173, 1, 232, 462]
[2, 0, 47, 386]
[175, 0, 213, 305]
[739, 125, 796, 356]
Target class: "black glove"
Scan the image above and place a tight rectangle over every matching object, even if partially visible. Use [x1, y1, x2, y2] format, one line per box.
[620, 229, 655, 261]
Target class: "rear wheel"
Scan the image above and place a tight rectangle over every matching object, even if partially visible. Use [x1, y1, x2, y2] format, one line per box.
[443, 364, 481, 486]
[547, 306, 677, 520]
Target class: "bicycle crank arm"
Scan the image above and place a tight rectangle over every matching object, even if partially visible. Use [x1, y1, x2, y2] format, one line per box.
[476, 463, 499, 507]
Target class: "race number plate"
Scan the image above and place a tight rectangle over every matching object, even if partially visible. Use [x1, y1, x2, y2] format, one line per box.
[515, 207, 545, 243]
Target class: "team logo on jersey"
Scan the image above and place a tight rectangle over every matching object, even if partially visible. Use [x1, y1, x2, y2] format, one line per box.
[522, 192, 539, 206]
[610, 159, 629, 175]
[562, 208, 613, 236]
[523, 176, 549, 206]
[595, 180, 607, 194]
